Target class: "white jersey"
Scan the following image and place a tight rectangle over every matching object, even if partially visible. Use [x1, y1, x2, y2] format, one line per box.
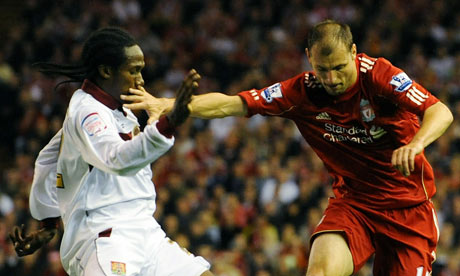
[29, 129, 61, 220]
[56, 80, 174, 271]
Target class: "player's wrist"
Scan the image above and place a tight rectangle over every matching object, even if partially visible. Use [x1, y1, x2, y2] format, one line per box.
[158, 98, 174, 114]
[156, 115, 175, 138]
[40, 217, 60, 230]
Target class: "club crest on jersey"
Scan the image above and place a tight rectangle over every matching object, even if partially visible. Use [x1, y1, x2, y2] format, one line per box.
[82, 112, 107, 136]
[360, 99, 375, 122]
[111, 261, 126, 275]
[390, 72, 413, 92]
[261, 83, 283, 103]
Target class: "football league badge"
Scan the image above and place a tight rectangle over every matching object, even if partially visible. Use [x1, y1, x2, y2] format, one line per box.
[111, 261, 126, 275]
[390, 72, 413, 92]
[261, 83, 283, 103]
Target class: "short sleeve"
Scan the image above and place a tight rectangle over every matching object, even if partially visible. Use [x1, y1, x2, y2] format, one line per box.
[370, 57, 439, 116]
[238, 72, 307, 117]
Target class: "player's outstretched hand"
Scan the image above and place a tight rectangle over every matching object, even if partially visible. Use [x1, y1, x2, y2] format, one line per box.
[9, 224, 57, 257]
[166, 69, 200, 127]
[122, 86, 173, 124]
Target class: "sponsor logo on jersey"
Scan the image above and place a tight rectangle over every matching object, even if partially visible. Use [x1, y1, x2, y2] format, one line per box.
[316, 112, 331, 120]
[322, 123, 386, 144]
[360, 99, 375, 122]
[261, 83, 283, 103]
[369, 125, 387, 139]
[111, 261, 126, 275]
[390, 72, 413, 92]
[82, 112, 107, 136]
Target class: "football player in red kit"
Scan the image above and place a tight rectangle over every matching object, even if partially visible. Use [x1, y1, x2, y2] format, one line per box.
[123, 20, 453, 276]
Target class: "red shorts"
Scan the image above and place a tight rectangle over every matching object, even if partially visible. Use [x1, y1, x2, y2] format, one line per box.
[311, 198, 439, 275]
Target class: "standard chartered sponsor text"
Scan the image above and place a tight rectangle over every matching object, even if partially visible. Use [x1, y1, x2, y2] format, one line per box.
[323, 123, 379, 144]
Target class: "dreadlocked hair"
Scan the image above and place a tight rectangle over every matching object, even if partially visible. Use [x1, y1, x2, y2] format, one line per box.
[33, 27, 137, 88]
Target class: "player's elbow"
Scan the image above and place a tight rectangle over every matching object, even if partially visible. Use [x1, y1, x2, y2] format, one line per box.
[440, 102, 454, 129]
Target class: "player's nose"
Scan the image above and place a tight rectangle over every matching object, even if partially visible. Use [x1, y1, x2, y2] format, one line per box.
[136, 75, 144, 87]
[325, 71, 337, 85]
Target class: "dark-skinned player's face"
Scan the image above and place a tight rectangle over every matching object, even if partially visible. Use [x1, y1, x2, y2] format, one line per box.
[110, 45, 145, 99]
[307, 42, 357, 96]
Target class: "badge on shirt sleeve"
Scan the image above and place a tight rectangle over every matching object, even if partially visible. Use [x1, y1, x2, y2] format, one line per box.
[261, 83, 283, 103]
[81, 112, 107, 136]
[390, 72, 413, 92]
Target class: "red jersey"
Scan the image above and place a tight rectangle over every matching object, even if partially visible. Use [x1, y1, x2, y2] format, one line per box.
[239, 53, 439, 209]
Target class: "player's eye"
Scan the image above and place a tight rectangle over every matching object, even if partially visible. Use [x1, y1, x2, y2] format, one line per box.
[317, 67, 328, 73]
[130, 67, 142, 75]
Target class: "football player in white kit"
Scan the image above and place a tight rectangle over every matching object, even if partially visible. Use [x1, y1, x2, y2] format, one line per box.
[10, 27, 213, 276]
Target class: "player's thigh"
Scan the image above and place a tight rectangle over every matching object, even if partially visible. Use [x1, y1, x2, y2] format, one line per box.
[147, 237, 211, 276]
[307, 232, 354, 276]
[373, 201, 438, 276]
[373, 244, 434, 276]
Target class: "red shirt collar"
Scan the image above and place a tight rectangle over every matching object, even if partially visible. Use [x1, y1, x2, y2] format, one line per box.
[81, 79, 122, 110]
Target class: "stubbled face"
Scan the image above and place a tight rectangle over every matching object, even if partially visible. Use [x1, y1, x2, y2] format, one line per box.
[307, 42, 357, 96]
[110, 45, 145, 99]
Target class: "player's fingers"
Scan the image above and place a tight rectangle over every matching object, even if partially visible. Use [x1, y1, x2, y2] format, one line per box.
[128, 88, 144, 95]
[123, 102, 146, 110]
[20, 224, 27, 240]
[121, 94, 143, 103]
[14, 226, 22, 241]
[401, 148, 410, 177]
[9, 232, 17, 245]
[391, 149, 401, 168]
[409, 149, 416, 172]
[190, 70, 201, 81]
[184, 69, 200, 87]
[392, 149, 404, 175]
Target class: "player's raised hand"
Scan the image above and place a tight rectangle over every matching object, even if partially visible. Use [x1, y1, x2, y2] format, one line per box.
[9, 224, 57, 257]
[166, 69, 200, 127]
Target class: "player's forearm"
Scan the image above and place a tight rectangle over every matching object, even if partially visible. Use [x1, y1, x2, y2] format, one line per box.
[188, 93, 247, 118]
[411, 101, 453, 148]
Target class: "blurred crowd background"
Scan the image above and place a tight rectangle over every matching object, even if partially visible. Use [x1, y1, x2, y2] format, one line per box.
[0, 0, 459, 275]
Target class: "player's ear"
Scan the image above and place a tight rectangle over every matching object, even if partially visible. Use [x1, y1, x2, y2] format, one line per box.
[305, 48, 312, 63]
[351, 44, 357, 59]
[97, 65, 113, 79]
